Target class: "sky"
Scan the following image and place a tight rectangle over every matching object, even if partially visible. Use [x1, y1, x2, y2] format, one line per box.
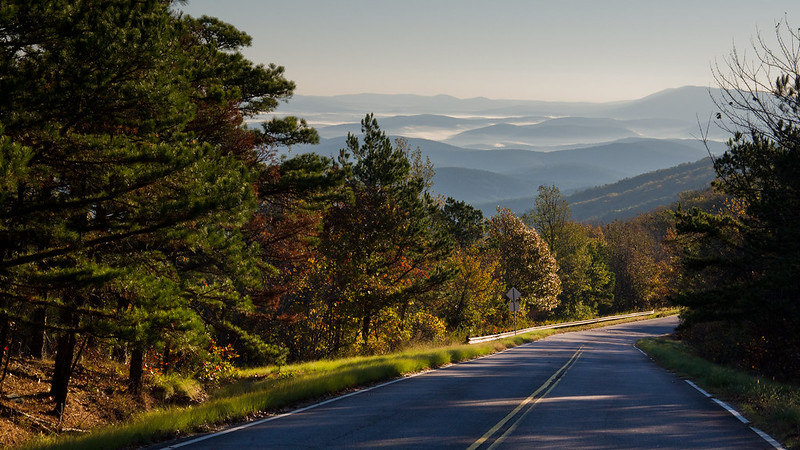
[177, 1, 799, 103]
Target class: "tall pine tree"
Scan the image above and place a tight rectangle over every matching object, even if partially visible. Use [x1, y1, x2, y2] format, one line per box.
[317, 115, 452, 351]
[0, 0, 315, 413]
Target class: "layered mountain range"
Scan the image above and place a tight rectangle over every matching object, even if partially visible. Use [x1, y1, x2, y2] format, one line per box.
[269, 86, 730, 222]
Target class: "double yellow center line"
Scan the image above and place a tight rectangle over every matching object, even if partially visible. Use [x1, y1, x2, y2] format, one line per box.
[467, 345, 585, 450]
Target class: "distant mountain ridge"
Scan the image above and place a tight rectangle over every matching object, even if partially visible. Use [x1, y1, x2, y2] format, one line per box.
[273, 86, 731, 221]
[566, 157, 716, 223]
[280, 85, 723, 122]
[475, 158, 717, 222]
[281, 92, 607, 116]
[295, 136, 720, 204]
[444, 117, 640, 148]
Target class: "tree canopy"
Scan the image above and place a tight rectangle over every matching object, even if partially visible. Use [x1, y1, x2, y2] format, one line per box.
[488, 208, 560, 316]
[318, 114, 453, 350]
[0, 0, 317, 414]
[673, 18, 800, 381]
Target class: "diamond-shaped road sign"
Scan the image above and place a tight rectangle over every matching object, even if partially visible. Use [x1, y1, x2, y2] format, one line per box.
[506, 287, 521, 302]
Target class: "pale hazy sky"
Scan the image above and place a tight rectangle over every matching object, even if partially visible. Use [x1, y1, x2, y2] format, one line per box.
[177, 1, 798, 102]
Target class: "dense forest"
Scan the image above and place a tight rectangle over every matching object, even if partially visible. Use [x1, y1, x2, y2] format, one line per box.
[0, 0, 797, 429]
[668, 19, 800, 382]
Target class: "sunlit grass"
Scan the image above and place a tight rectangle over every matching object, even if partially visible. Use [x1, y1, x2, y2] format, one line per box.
[28, 331, 556, 450]
[220, 332, 555, 400]
[29, 311, 666, 450]
[149, 372, 204, 403]
[638, 337, 800, 449]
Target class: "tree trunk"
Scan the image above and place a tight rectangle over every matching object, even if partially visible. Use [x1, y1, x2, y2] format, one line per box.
[28, 308, 46, 359]
[50, 331, 77, 418]
[128, 346, 144, 396]
[0, 315, 12, 394]
[112, 345, 127, 364]
[0, 314, 8, 369]
[162, 341, 171, 373]
[360, 313, 371, 351]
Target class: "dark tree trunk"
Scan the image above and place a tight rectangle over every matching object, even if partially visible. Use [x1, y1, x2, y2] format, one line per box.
[0, 314, 8, 368]
[28, 308, 46, 359]
[162, 341, 171, 373]
[112, 345, 127, 363]
[128, 346, 144, 396]
[50, 331, 77, 418]
[0, 315, 13, 394]
[361, 313, 371, 350]
[0, 332, 13, 394]
[113, 298, 129, 364]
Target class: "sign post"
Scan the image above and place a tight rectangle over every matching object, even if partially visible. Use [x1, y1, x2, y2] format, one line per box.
[506, 287, 521, 335]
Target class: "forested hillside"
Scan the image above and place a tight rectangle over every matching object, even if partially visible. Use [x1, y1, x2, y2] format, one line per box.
[566, 158, 716, 222]
[476, 157, 717, 221]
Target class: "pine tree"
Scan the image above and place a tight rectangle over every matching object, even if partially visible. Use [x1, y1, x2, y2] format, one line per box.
[0, 0, 313, 414]
[318, 115, 452, 351]
[672, 19, 800, 380]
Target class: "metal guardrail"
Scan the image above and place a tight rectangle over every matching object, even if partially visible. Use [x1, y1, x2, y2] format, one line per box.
[467, 310, 656, 344]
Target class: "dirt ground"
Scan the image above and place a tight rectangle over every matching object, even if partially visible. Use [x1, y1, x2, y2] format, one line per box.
[0, 356, 152, 448]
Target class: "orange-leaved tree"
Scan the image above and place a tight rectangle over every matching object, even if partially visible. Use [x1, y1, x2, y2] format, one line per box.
[487, 208, 561, 321]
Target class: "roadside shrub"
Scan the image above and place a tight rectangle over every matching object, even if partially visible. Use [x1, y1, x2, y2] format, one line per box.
[196, 342, 240, 385]
[408, 311, 447, 344]
[149, 373, 204, 404]
[681, 320, 771, 376]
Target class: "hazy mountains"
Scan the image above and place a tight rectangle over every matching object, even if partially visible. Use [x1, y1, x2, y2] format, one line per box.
[277, 85, 723, 123]
[273, 86, 729, 221]
[480, 158, 717, 223]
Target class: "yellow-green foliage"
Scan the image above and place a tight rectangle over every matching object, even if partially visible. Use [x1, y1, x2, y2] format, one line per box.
[149, 373, 204, 404]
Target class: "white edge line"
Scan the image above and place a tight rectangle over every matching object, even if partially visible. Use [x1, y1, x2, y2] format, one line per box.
[711, 398, 750, 424]
[161, 370, 433, 449]
[685, 381, 785, 448]
[749, 426, 785, 449]
[685, 380, 712, 397]
[638, 343, 783, 449]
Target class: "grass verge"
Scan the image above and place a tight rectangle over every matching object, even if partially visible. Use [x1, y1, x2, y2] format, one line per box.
[637, 337, 800, 449]
[27, 333, 552, 450]
[28, 310, 670, 450]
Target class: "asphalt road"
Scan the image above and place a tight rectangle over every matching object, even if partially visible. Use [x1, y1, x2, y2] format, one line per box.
[166, 317, 773, 449]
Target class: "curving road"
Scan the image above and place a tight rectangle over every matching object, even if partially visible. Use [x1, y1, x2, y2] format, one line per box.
[165, 317, 774, 449]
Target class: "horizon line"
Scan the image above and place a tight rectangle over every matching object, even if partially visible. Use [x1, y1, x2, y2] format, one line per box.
[292, 84, 713, 104]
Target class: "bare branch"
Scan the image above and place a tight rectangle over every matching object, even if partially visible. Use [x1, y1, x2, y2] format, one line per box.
[712, 17, 800, 145]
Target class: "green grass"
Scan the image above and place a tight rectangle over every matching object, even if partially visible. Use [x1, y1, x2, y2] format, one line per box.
[149, 372, 204, 403]
[28, 331, 554, 450]
[28, 311, 668, 450]
[638, 337, 800, 449]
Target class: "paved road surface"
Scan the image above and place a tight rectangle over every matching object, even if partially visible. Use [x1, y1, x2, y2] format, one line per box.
[167, 317, 773, 449]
